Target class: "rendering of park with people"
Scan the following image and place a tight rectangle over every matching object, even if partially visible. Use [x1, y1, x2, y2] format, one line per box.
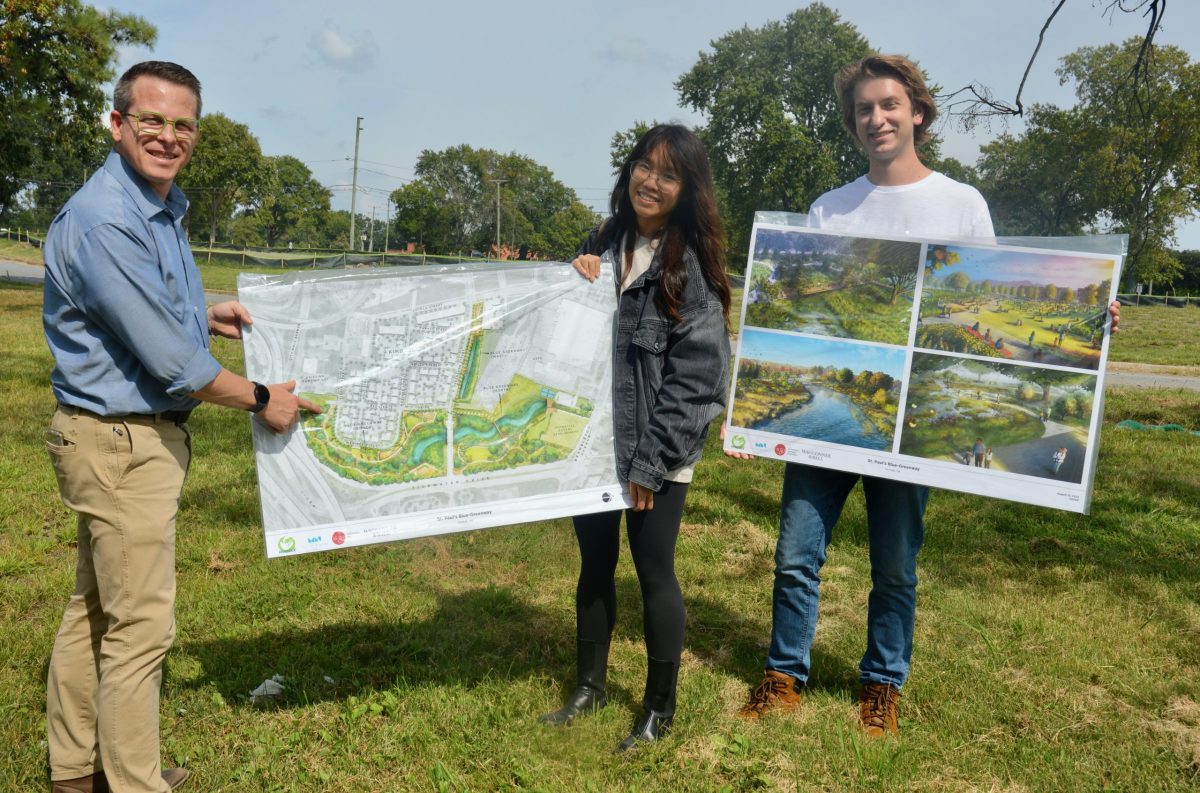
[897, 352, 1098, 483]
[745, 228, 922, 345]
[917, 244, 1117, 370]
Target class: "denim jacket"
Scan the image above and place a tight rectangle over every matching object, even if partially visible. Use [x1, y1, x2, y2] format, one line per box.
[577, 226, 731, 491]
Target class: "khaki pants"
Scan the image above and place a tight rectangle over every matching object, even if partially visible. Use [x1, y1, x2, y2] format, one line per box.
[45, 407, 190, 793]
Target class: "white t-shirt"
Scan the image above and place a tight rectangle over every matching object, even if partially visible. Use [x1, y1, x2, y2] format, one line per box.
[807, 171, 994, 238]
[621, 233, 659, 292]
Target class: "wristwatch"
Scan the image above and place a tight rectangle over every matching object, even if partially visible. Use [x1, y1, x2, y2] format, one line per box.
[249, 382, 270, 414]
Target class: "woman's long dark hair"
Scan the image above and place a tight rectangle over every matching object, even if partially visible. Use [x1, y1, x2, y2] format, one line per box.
[600, 124, 730, 324]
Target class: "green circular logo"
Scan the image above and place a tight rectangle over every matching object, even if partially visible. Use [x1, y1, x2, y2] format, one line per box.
[731, 435, 746, 449]
[277, 536, 296, 553]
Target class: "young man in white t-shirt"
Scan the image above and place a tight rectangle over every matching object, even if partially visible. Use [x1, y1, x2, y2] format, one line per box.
[736, 54, 1116, 735]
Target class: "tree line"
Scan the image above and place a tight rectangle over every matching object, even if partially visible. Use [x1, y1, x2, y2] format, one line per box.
[3, 2, 1199, 284]
[934, 272, 1112, 305]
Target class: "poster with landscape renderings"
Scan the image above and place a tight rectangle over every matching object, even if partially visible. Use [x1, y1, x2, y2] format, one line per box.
[725, 221, 1124, 514]
[239, 260, 629, 558]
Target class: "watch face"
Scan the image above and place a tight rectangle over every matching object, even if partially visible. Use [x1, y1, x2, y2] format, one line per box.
[252, 382, 270, 412]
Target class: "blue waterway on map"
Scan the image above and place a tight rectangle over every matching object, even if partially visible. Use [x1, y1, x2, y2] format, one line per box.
[453, 400, 548, 445]
[496, 399, 547, 429]
[408, 433, 445, 465]
[754, 385, 889, 450]
[455, 424, 498, 443]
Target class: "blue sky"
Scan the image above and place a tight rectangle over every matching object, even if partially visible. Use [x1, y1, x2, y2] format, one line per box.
[741, 329, 906, 377]
[102, 0, 1200, 249]
[936, 246, 1117, 289]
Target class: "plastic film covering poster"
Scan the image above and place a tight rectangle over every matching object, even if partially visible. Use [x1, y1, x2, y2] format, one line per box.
[724, 215, 1125, 513]
[239, 260, 629, 558]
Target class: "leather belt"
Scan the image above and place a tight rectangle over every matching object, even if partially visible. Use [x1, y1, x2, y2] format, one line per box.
[59, 404, 192, 426]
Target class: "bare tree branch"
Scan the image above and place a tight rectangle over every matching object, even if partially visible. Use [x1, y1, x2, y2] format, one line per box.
[1014, 0, 1070, 117]
[1102, 0, 1166, 119]
[935, 0, 1166, 131]
[1103, 0, 1165, 90]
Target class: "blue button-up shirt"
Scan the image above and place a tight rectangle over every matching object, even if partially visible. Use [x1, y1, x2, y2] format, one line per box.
[43, 150, 222, 415]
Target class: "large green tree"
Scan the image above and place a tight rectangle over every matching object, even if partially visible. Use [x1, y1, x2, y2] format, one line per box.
[609, 120, 658, 174]
[241, 155, 332, 247]
[981, 38, 1200, 287]
[1175, 248, 1200, 292]
[390, 145, 595, 259]
[1060, 39, 1200, 287]
[977, 106, 1110, 237]
[674, 3, 873, 266]
[14, 124, 110, 230]
[0, 0, 154, 219]
[391, 180, 454, 253]
[176, 113, 265, 247]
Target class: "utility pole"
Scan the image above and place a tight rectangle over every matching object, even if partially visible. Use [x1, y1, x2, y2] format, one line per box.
[488, 178, 507, 259]
[383, 199, 391, 254]
[368, 205, 376, 252]
[349, 116, 363, 251]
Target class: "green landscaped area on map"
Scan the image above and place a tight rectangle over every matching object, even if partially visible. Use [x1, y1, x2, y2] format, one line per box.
[296, 368, 592, 483]
[300, 396, 447, 485]
[452, 373, 592, 475]
[457, 331, 484, 401]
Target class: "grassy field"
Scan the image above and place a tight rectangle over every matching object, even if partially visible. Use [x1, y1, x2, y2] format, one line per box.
[3, 282, 1200, 791]
[1108, 304, 1200, 367]
[8, 235, 1196, 367]
[0, 237, 43, 265]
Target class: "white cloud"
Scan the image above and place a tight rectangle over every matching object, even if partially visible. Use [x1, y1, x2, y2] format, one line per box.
[310, 23, 377, 72]
[596, 37, 683, 73]
[249, 35, 280, 64]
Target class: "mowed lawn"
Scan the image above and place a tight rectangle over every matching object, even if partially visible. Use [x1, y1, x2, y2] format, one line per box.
[1, 282, 1199, 791]
[1108, 304, 1200, 367]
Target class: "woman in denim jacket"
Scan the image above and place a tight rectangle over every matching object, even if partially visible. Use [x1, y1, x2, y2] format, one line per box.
[540, 124, 731, 751]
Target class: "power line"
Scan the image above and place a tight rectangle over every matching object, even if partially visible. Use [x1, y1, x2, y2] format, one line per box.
[355, 158, 413, 173]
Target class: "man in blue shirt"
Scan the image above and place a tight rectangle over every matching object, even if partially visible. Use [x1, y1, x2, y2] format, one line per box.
[42, 61, 319, 793]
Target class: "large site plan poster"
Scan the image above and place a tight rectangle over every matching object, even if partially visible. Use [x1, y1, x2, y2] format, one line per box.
[724, 219, 1124, 513]
[239, 261, 628, 558]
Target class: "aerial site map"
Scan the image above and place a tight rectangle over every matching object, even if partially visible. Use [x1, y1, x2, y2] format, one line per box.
[239, 260, 627, 557]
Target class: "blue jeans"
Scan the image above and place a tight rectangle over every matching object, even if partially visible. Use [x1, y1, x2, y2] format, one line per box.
[766, 463, 928, 688]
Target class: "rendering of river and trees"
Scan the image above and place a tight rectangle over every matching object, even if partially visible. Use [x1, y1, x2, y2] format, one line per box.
[751, 385, 890, 450]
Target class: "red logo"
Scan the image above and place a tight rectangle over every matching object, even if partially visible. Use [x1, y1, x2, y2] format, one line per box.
[332, 531, 346, 545]
[775, 444, 787, 456]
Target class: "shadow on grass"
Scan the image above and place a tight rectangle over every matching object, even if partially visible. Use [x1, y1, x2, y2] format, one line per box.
[684, 592, 860, 693]
[178, 582, 575, 708]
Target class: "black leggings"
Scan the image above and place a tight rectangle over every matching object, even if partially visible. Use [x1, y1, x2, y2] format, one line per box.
[572, 480, 688, 662]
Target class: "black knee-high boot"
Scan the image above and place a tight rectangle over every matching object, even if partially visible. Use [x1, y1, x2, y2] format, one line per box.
[617, 656, 678, 751]
[539, 639, 609, 725]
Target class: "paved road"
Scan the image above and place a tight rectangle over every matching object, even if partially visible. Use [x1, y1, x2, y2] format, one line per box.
[1101, 364, 1200, 390]
[6, 258, 1200, 392]
[2, 259, 224, 305]
[0, 260, 42, 285]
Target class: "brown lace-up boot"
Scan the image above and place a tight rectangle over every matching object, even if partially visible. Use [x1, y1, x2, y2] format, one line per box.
[738, 670, 803, 719]
[859, 683, 901, 736]
[161, 768, 190, 789]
